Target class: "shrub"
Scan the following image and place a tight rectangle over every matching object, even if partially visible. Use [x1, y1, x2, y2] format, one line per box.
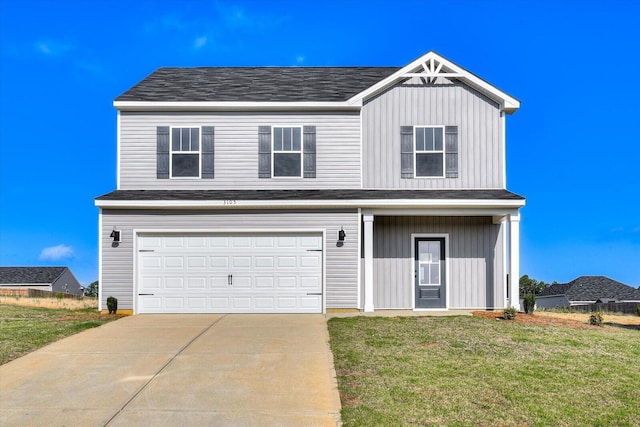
[589, 311, 603, 326]
[523, 294, 536, 315]
[55, 292, 64, 300]
[106, 296, 118, 314]
[636, 304, 640, 317]
[503, 307, 517, 320]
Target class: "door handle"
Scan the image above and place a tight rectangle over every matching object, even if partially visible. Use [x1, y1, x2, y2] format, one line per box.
[228, 274, 233, 286]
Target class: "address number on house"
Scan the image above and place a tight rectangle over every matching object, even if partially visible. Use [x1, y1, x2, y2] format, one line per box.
[223, 200, 237, 205]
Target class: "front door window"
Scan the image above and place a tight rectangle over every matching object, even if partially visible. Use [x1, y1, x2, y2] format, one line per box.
[415, 237, 446, 308]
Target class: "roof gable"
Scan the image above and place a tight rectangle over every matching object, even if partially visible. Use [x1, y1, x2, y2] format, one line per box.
[0, 267, 67, 284]
[349, 51, 520, 113]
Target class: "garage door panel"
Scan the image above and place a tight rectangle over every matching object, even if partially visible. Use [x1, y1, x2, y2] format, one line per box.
[233, 257, 252, 268]
[255, 256, 274, 268]
[209, 257, 228, 268]
[187, 277, 206, 288]
[187, 256, 207, 268]
[277, 256, 297, 268]
[255, 276, 274, 288]
[141, 255, 162, 269]
[164, 237, 185, 248]
[164, 257, 184, 268]
[137, 233, 322, 314]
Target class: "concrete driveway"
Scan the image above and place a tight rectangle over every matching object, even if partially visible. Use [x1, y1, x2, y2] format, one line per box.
[0, 314, 342, 426]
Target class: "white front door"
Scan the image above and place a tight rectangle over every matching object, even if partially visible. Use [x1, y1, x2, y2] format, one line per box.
[137, 233, 323, 313]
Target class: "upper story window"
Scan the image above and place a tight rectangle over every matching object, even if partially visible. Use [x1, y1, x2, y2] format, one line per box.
[258, 125, 315, 179]
[273, 127, 302, 177]
[400, 125, 458, 179]
[171, 127, 200, 177]
[157, 126, 214, 180]
[415, 126, 444, 177]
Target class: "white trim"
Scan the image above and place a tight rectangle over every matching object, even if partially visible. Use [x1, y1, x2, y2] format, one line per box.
[411, 233, 450, 310]
[114, 101, 362, 111]
[362, 211, 374, 312]
[98, 210, 103, 311]
[348, 51, 520, 113]
[413, 125, 446, 178]
[132, 228, 327, 315]
[96, 198, 526, 210]
[356, 208, 362, 310]
[359, 111, 363, 189]
[271, 125, 303, 178]
[500, 108, 507, 187]
[508, 213, 521, 310]
[169, 126, 202, 179]
[116, 111, 121, 189]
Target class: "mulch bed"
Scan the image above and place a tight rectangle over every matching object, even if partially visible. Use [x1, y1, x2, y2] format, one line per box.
[472, 311, 594, 329]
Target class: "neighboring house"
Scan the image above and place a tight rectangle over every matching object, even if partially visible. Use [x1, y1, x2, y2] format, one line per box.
[0, 267, 84, 296]
[536, 276, 640, 309]
[95, 50, 525, 314]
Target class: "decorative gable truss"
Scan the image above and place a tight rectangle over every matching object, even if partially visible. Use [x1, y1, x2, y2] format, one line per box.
[348, 51, 520, 113]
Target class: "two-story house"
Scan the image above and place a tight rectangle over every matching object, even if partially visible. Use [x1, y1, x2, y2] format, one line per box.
[95, 51, 525, 315]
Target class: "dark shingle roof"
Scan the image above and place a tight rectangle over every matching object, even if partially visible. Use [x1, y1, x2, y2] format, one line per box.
[538, 276, 640, 302]
[115, 67, 400, 102]
[0, 267, 67, 284]
[96, 189, 525, 201]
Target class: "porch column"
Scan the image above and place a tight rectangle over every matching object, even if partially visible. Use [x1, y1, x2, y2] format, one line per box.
[509, 213, 521, 310]
[363, 211, 375, 312]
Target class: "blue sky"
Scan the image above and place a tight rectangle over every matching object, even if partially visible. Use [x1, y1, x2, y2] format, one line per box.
[1, 0, 639, 287]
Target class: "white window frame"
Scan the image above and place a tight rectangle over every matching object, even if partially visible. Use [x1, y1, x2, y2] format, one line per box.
[170, 126, 201, 179]
[272, 125, 303, 178]
[414, 125, 445, 178]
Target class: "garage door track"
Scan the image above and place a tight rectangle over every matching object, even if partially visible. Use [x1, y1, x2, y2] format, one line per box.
[0, 314, 342, 426]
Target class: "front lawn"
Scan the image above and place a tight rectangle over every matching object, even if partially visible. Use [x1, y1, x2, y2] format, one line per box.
[0, 304, 120, 365]
[328, 316, 640, 426]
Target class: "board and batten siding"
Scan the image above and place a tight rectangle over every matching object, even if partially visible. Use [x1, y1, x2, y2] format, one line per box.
[362, 83, 503, 189]
[368, 216, 505, 309]
[100, 209, 359, 310]
[119, 112, 361, 190]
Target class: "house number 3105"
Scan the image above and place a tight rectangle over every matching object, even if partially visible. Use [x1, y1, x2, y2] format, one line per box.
[223, 200, 237, 205]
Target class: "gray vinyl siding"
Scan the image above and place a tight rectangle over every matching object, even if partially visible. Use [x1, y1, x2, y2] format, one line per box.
[369, 216, 505, 309]
[535, 295, 570, 309]
[100, 209, 359, 311]
[119, 112, 360, 190]
[362, 82, 503, 189]
[51, 269, 84, 295]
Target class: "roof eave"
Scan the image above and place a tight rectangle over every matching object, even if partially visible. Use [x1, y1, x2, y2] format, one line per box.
[113, 101, 362, 112]
[95, 198, 525, 210]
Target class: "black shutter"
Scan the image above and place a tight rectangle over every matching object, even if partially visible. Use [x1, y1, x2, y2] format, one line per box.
[445, 126, 458, 178]
[303, 126, 316, 178]
[157, 126, 170, 179]
[401, 126, 414, 179]
[258, 126, 272, 178]
[201, 126, 215, 179]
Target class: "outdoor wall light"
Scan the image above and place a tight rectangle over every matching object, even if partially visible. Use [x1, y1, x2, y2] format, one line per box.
[338, 227, 346, 242]
[110, 227, 121, 243]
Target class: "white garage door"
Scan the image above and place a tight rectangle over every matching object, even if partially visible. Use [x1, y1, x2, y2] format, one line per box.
[136, 233, 323, 313]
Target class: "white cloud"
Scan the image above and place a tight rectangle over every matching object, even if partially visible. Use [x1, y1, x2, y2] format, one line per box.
[296, 55, 305, 64]
[39, 244, 74, 261]
[34, 39, 74, 57]
[194, 36, 208, 49]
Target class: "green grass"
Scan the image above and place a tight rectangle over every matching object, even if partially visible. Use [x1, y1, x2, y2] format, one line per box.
[0, 304, 119, 365]
[328, 316, 640, 426]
